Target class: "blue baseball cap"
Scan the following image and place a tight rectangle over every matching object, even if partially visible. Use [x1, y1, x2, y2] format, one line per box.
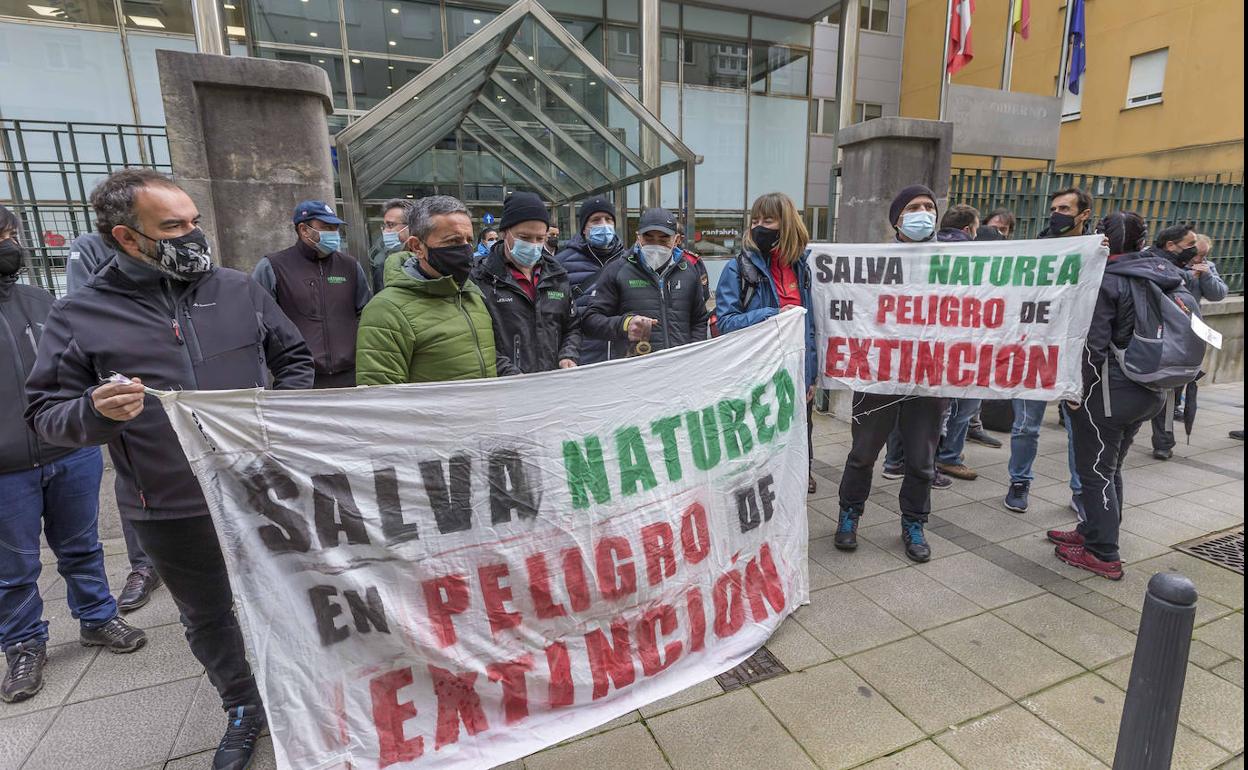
[293, 200, 346, 226]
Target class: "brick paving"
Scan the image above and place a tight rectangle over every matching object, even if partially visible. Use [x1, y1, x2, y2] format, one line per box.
[4, 385, 1243, 770]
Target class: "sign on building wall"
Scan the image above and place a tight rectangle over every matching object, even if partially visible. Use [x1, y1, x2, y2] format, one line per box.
[947, 84, 1063, 160]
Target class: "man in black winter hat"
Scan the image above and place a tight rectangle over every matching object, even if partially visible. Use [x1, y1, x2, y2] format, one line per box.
[555, 197, 628, 364]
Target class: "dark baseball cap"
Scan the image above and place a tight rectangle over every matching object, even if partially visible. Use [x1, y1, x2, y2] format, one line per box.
[638, 207, 677, 235]
[293, 200, 346, 226]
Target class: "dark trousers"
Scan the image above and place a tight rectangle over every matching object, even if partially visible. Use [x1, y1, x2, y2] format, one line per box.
[1071, 383, 1165, 562]
[129, 515, 260, 711]
[120, 518, 152, 572]
[839, 394, 946, 524]
[1150, 386, 1186, 452]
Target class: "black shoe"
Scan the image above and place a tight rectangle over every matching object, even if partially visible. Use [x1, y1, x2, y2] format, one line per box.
[808, 473, 817, 495]
[1004, 481, 1030, 513]
[117, 568, 161, 613]
[835, 507, 861, 550]
[902, 520, 931, 562]
[1153, 448, 1172, 460]
[1231, 430, 1245, 441]
[931, 471, 953, 489]
[80, 616, 147, 653]
[214, 705, 266, 770]
[1, 642, 47, 703]
[965, 427, 1003, 448]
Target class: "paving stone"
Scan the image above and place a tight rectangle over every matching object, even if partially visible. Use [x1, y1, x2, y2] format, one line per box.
[1141, 497, 1243, 533]
[994, 594, 1136, 668]
[934, 704, 1105, 769]
[169, 674, 225, 758]
[792, 584, 913, 657]
[1096, 659, 1246, 754]
[1082, 553, 1240, 622]
[1069, 591, 1126, 616]
[1212, 659, 1243, 688]
[916, 551, 1044, 609]
[764, 613, 836, 671]
[0, 642, 97, 719]
[557, 710, 640, 745]
[858, 520, 965, 558]
[1194, 612, 1244, 660]
[1118, 506, 1211, 546]
[1217, 753, 1245, 770]
[753, 662, 924, 769]
[0, 707, 57, 770]
[637, 677, 724, 718]
[1187, 639, 1234, 670]
[845, 635, 1010, 733]
[807, 508, 839, 541]
[1175, 484, 1247, 516]
[1024, 673, 1229, 769]
[647, 688, 816, 769]
[23, 677, 197, 769]
[1102, 605, 1143, 632]
[934, 501, 1042, 543]
[998, 533, 1099, 583]
[164, 736, 278, 770]
[855, 740, 962, 769]
[67, 621, 202, 703]
[526, 722, 669, 770]
[850, 568, 982, 631]
[924, 614, 1085, 699]
[808, 535, 909, 583]
[807, 558, 841, 591]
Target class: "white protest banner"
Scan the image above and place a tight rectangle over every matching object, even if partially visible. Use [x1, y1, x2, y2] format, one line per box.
[158, 310, 810, 770]
[810, 235, 1108, 400]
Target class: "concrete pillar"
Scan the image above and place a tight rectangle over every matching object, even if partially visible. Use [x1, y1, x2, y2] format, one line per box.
[834, 117, 954, 244]
[639, 0, 661, 208]
[156, 50, 335, 273]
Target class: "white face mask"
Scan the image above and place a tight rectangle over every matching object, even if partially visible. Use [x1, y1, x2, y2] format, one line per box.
[640, 244, 672, 270]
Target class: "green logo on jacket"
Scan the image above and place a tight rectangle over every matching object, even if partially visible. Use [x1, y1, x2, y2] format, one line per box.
[627, 279, 649, 288]
[546, 290, 565, 299]
[326, 276, 347, 284]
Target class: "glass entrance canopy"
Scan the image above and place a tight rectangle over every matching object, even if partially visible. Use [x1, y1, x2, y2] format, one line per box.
[335, 0, 700, 253]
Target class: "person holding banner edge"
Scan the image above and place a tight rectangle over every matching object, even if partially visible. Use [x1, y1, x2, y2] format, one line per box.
[713, 192, 818, 493]
[834, 185, 949, 563]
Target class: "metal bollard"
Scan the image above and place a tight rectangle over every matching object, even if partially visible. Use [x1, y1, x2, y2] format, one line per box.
[1112, 572, 1198, 770]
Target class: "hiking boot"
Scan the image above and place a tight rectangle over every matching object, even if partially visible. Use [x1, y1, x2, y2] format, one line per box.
[80, 616, 146, 653]
[1153, 448, 1172, 460]
[834, 507, 861, 551]
[880, 464, 904, 480]
[117, 569, 162, 613]
[1004, 481, 1030, 513]
[1054, 544, 1123, 580]
[1046, 528, 1085, 547]
[1, 642, 47, 704]
[901, 520, 931, 562]
[214, 705, 266, 770]
[931, 470, 953, 489]
[965, 427, 1002, 448]
[937, 462, 978, 481]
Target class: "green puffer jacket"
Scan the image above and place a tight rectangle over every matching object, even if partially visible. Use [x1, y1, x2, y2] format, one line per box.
[355, 252, 497, 384]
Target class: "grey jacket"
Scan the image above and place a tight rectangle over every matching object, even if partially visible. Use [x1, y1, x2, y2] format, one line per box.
[65, 232, 116, 294]
[1186, 261, 1229, 304]
[25, 254, 314, 520]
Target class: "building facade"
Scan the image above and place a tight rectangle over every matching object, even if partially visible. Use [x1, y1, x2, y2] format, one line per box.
[898, 0, 1245, 178]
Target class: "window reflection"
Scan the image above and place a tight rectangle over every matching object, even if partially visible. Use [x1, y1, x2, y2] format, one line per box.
[0, 0, 117, 26]
[350, 55, 428, 109]
[345, 0, 441, 59]
[249, 0, 342, 47]
[750, 45, 808, 97]
[121, 0, 194, 34]
[684, 37, 747, 90]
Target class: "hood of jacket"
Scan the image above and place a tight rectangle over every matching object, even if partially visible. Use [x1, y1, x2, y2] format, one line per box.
[937, 227, 974, 242]
[1104, 247, 1185, 292]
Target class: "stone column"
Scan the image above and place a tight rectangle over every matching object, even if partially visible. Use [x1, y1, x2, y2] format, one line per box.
[157, 50, 335, 273]
[834, 117, 954, 244]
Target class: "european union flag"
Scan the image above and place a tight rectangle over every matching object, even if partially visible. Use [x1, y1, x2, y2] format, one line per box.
[1067, 0, 1087, 94]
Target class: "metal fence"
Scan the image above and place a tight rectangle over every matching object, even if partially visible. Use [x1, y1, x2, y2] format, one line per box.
[949, 168, 1245, 293]
[0, 120, 170, 295]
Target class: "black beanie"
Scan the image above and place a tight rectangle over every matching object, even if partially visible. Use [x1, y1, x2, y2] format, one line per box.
[889, 184, 938, 227]
[577, 197, 616, 234]
[501, 191, 549, 231]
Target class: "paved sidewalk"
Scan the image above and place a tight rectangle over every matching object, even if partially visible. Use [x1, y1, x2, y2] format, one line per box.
[4, 386, 1243, 770]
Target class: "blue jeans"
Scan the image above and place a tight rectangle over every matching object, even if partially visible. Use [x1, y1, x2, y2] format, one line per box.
[0, 447, 115, 649]
[1061, 403, 1082, 494]
[937, 398, 981, 465]
[1007, 399, 1048, 484]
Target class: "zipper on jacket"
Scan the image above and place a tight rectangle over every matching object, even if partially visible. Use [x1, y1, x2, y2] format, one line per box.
[24, 323, 37, 355]
[457, 293, 488, 378]
[317, 261, 331, 371]
[657, 267, 672, 351]
[171, 316, 185, 345]
[114, 432, 148, 512]
[513, 334, 521, 372]
[0, 311, 41, 466]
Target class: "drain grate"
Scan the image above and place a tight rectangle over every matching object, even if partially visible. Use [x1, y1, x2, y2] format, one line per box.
[1175, 528, 1244, 575]
[715, 647, 788, 691]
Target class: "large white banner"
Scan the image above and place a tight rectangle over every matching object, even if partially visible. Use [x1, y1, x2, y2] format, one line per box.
[810, 235, 1108, 400]
[158, 310, 810, 770]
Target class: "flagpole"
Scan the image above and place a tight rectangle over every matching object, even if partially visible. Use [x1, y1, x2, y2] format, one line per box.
[938, 0, 953, 120]
[993, 0, 1018, 171]
[1048, 0, 1076, 174]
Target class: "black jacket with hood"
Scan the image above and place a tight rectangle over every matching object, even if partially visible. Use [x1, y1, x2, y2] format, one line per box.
[25, 254, 314, 520]
[1, 276, 75, 473]
[470, 243, 581, 375]
[554, 232, 628, 364]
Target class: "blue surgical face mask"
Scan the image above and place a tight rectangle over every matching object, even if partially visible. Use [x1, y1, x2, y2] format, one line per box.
[381, 230, 402, 251]
[898, 211, 936, 242]
[588, 224, 615, 248]
[311, 228, 341, 255]
[510, 238, 544, 267]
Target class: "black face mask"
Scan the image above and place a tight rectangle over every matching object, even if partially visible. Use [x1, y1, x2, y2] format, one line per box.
[751, 225, 780, 256]
[424, 243, 474, 285]
[0, 239, 23, 277]
[1174, 246, 1199, 266]
[1048, 212, 1078, 235]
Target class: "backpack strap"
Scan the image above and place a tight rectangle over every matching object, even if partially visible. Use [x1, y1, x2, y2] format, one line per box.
[737, 252, 763, 309]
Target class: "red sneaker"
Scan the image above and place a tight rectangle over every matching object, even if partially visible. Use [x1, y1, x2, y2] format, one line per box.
[1054, 544, 1123, 580]
[1046, 528, 1085, 546]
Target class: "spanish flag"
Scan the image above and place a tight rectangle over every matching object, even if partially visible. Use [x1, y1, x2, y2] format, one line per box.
[1011, 0, 1031, 40]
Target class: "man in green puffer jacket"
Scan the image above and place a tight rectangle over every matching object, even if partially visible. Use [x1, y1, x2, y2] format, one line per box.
[356, 195, 497, 384]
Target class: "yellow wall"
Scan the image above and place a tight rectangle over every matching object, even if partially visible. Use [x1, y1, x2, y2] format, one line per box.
[899, 0, 1245, 178]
